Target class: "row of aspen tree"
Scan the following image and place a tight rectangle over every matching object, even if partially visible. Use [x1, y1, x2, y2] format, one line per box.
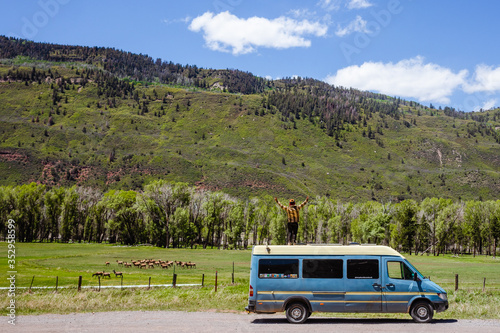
[1, 181, 499, 256]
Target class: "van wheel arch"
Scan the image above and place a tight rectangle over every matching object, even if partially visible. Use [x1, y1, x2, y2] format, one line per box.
[283, 296, 312, 313]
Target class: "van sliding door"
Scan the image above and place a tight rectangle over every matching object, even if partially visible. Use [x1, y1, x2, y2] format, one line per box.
[345, 257, 382, 312]
[303, 258, 344, 312]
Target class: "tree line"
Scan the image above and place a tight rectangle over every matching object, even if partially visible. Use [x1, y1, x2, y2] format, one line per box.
[0, 35, 268, 95]
[1, 181, 499, 256]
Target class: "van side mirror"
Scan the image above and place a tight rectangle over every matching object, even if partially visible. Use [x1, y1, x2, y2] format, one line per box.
[413, 273, 420, 282]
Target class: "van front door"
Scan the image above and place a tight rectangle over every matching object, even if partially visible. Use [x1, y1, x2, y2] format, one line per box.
[345, 258, 382, 312]
[382, 258, 419, 313]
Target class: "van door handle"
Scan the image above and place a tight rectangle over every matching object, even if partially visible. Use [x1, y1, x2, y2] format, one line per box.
[372, 283, 382, 288]
[386, 283, 395, 288]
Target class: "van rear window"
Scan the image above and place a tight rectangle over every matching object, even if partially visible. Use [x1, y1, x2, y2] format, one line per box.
[347, 259, 379, 279]
[303, 259, 343, 278]
[258, 259, 299, 279]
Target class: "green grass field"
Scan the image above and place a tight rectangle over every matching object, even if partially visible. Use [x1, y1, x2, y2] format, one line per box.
[1, 242, 499, 319]
[0, 242, 251, 288]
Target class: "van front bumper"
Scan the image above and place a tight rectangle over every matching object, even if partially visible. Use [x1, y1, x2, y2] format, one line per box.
[434, 300, 449, 313]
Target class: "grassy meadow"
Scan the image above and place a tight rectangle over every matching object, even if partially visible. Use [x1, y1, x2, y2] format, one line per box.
[0, 242, 251, 288]
[1, 242, 500, 319]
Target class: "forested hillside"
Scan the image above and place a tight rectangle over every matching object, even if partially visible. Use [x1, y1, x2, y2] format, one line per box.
[1, 35, 500, 203]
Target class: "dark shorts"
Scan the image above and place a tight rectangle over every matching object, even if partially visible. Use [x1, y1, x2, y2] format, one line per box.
[287, 222, 298, 242]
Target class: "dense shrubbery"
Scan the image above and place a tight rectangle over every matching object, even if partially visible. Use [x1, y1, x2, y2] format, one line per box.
[1, 181, 499, 256]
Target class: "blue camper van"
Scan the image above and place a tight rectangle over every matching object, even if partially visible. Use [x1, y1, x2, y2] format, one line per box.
[245, 244, 448, 324]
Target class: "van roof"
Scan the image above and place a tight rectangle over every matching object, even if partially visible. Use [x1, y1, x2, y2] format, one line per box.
[252, 244, 404, 257]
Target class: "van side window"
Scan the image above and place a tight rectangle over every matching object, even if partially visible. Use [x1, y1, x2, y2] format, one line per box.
[258, 259, 299, 278]
[303, 259, 343, 278]
[387, 261, 414, 280]
[347, 259, 379, 279]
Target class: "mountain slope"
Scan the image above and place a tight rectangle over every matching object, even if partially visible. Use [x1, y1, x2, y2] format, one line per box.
[1, 36, 499, 201]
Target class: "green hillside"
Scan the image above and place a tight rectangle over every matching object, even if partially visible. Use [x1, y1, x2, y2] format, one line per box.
[1, 36, 500, 201]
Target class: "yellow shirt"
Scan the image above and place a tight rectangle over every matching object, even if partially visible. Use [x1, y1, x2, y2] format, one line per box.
[276, 199, 307, 223]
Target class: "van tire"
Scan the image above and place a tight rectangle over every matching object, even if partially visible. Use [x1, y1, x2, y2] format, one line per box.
[410, 301, 434, 323]
[285, 303, 308, 324]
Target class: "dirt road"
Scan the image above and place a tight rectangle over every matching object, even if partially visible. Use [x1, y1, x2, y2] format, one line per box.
[5, 311, 500, 333]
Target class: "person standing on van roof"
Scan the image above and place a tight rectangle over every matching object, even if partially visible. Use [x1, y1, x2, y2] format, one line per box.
[275, 196, 309, 245]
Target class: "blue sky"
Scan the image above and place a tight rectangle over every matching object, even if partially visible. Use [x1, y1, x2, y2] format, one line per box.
[2, 0, 500, 111]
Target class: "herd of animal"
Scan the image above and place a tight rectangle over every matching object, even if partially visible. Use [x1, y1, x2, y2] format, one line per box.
[92, 259, 197, 277]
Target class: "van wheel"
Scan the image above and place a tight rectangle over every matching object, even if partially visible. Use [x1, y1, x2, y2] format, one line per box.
[410, 301, 434, 323]
[286, 303, 308, 324]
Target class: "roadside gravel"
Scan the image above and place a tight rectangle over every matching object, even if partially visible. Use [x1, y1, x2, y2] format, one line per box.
[5, 311, 500, 333]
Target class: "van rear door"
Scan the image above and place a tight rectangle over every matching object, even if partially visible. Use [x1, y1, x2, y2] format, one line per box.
[345, 257, 382, 312]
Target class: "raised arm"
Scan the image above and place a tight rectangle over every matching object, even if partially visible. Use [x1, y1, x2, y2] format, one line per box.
[275, 197, 286, 210]
[297, 196, 309, 209]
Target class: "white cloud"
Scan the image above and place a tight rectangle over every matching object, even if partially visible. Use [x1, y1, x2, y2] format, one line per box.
[335, 15, 370, 37]
[188, 11, 328, 55]
[162, 16, 191, 25]
[317, 0, 341, 12]
[473, 99, 497, 111]
[288, 8, 315, 19]
[347, 0, 373, 9]
[324, 56, 468, 104]
[463, 64, 500, 93]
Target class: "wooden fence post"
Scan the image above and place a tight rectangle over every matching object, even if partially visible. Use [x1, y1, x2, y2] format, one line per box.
[55, 276, 58, 292]
[455, 274, 459, 291]
[78, 276, 82, 292]
[172, 274, 177, 288]
[148, 277, 151, 290]
[232, 262, 235, 284]
[29, 276, 35, 293]
[483, 277, 486, 292]
[98, 275, 101, 292]
[121, 275, 123, 291]
[201, 274, 204, 287]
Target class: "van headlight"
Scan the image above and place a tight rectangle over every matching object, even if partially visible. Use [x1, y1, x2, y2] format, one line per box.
[437, 293, 447, 301]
